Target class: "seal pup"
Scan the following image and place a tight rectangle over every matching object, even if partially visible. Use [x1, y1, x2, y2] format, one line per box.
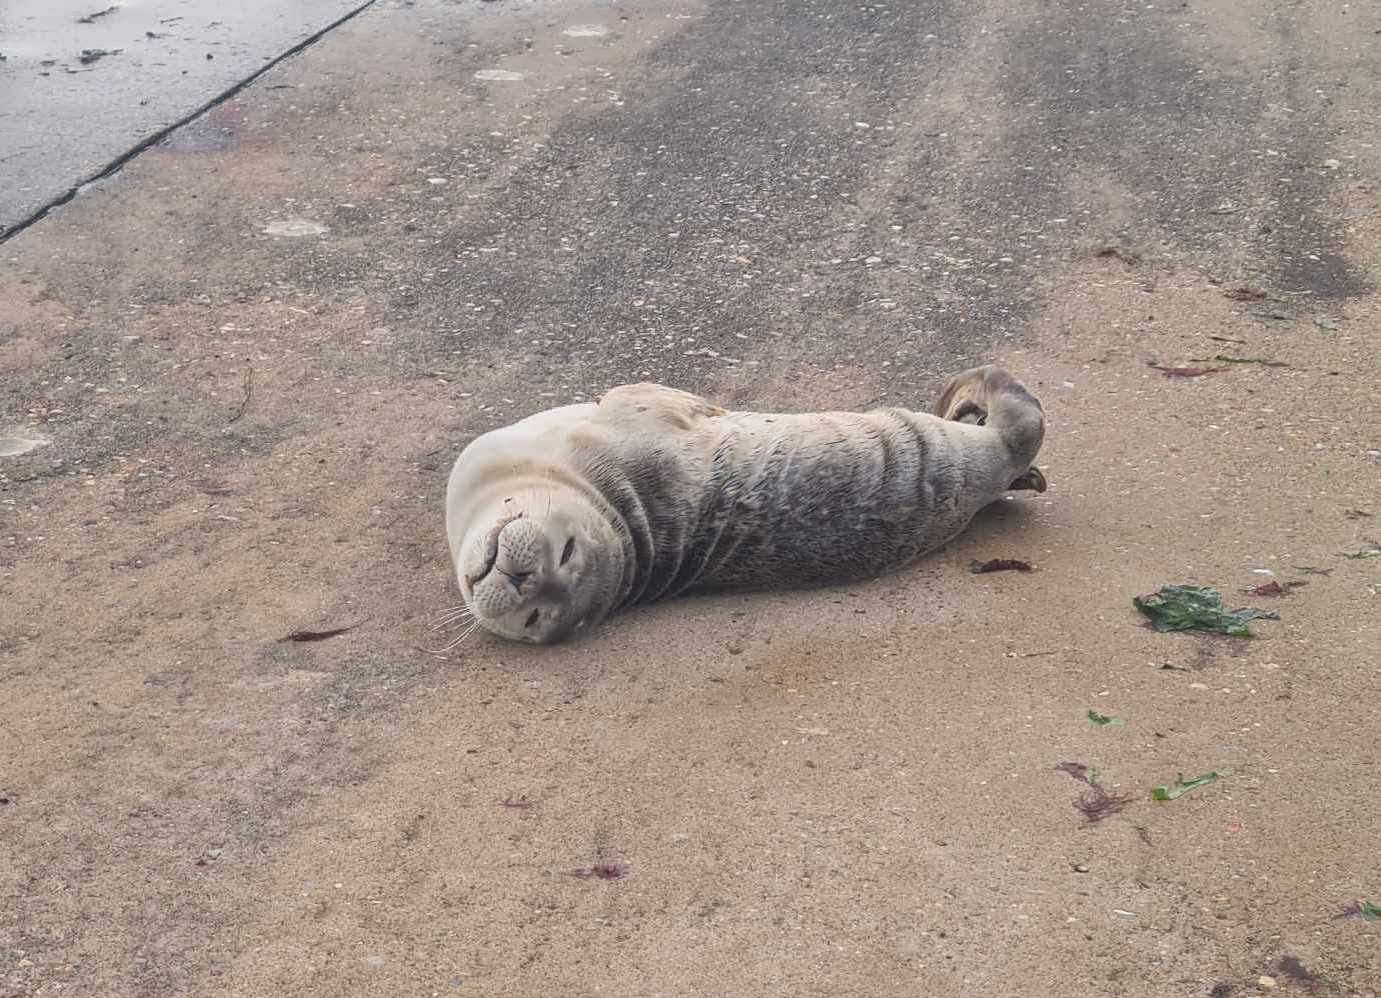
[444, 365, 1046, 645]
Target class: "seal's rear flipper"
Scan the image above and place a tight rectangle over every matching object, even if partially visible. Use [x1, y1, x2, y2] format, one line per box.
[1007, 467, 1047, 493]
[934, 365, 1045, 475]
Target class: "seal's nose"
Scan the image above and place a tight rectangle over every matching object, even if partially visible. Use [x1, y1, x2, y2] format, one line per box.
[465, 514, 550, 620]
[465, 512, 523, 588]
[499, 569, 532, 591]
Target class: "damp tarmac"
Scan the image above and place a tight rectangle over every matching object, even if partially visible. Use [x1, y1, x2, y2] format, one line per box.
[0, 0, 372, 238]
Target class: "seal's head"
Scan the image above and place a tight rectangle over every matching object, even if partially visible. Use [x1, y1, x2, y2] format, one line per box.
[455, 488, 624, 644]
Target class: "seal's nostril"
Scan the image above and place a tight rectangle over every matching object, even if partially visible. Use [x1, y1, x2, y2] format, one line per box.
[525, 609, 540, 628]
[560, 536, 576, 566]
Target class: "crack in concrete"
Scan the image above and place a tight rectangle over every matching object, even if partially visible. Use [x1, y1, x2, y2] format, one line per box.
[0, 0, 380, 246]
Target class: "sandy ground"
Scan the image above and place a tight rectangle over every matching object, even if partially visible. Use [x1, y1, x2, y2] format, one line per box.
[2, 0, 1379, 995]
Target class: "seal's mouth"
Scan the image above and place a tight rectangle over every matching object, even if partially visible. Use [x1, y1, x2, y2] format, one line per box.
[465, 511, 524, 589]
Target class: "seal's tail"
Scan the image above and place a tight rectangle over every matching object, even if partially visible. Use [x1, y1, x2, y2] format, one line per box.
[933, 365, 1046, 492]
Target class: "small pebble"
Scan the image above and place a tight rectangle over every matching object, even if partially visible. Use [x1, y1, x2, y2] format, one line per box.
[263, 218, 328, 237]
[1257, 976, 1276, 990]
[1074, 864, 1090, 873]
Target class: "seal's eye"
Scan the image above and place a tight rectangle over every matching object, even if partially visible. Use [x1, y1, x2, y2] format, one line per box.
[560, 537, 576, 566]
[525, 609, 540, 628]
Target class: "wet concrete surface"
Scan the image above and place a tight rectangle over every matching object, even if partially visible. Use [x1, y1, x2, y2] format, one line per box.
[0, 0, 373, 237]
[1, 0, 1380, 995]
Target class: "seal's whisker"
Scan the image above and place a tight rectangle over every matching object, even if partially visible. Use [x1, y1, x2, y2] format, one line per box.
[431, 617, 473, 632]
[433, 607, 474, 623]
[424, 620, 481, 655]
[431, 619, 472, 633]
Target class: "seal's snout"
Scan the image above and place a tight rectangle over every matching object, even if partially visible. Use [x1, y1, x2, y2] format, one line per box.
[465, 511, 524, 589]
[464, 515, 546, 602]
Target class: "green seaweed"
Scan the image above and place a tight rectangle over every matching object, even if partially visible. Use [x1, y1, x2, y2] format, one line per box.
[1087, 710, 1124, 727]
[1151, 771, 1220, 801]
[1133, 585, 1279, 637]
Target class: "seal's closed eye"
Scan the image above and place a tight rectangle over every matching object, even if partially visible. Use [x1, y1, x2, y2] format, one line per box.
[525, 609, 540, 628]
[560, 537, 576, 566]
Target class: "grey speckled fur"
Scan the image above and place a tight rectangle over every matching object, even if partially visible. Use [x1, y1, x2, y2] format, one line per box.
[446, 365, 1046, 644]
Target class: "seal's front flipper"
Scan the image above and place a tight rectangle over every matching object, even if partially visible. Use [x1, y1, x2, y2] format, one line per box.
[1007, 467, 1047, 493]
